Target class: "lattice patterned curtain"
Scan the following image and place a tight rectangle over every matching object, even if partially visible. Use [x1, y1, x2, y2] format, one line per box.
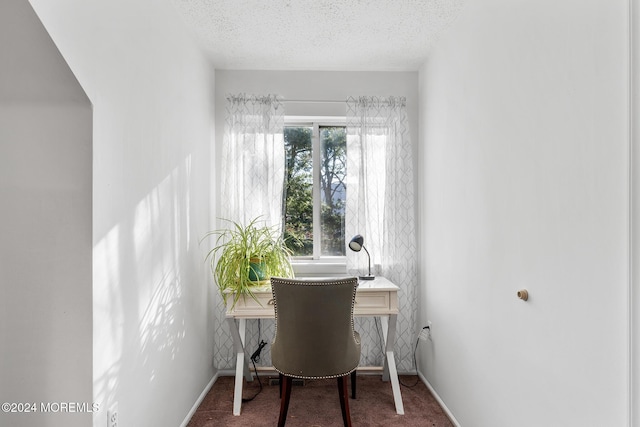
[346, 96, 418, 372]
[214, 94, 284, 369]
[220, 94, 285, 227]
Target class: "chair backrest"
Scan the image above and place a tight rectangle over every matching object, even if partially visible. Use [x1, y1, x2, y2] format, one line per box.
[270, 277, 361, 379]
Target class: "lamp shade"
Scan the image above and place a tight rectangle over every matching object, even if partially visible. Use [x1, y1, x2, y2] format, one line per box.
[348, 235, 364, 252]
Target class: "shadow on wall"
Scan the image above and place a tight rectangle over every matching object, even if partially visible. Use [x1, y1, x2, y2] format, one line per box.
[93, 154, 209, 424]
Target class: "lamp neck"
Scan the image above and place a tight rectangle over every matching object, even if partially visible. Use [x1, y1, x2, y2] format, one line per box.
[362, 245, 371, 276]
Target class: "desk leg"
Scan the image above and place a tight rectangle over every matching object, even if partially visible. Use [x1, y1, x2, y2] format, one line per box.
[380, 315, 405, 415]
[380, 316, 390, 381]
[227, 318, 253, 416]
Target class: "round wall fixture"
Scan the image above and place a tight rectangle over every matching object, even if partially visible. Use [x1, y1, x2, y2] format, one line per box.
[517, 289, 529, 301]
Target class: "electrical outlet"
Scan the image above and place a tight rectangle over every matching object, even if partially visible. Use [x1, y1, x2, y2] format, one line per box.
[419, 322, 432, 341]
[107, 402, 118, 427]
[418, 321, 433, 341]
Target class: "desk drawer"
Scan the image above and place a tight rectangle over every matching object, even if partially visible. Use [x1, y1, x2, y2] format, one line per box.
[227, 289, 396, 317]
[354, 291, 389, 311]
[226, 292, 275, 316]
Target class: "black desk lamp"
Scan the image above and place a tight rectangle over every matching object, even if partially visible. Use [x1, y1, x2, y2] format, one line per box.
[348, 234, 375, 280]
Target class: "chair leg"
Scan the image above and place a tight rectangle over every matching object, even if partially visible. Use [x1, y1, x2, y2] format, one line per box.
[278, 376, 293, 427]
[279, 373, 283, 398]
[351, 370, 356, 399]
[337, 376, 352, 427]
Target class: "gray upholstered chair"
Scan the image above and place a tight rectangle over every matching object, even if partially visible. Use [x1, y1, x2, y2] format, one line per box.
[270, 277, 361, 427]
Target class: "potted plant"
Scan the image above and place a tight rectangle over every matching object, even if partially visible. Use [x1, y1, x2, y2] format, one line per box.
[204, 217, 294, 308]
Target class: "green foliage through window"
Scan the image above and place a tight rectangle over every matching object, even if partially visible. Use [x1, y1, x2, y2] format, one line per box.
[283, 126, 313, 255]
[283, 124, 346, 257]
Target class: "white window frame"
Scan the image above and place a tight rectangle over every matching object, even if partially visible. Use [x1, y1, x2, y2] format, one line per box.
[284, 116, 347, 276]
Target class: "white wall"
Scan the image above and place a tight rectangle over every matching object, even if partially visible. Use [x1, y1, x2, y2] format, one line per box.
[418, 1, 629, 426]
[632, 0, 640, 424]
[28, 1, 216, 426]
[0, 1, 92, 426]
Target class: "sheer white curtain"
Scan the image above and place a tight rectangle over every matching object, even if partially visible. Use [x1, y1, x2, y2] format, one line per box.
[346, 96, 417, 372]
[214, 94, 285, 369]
[220, 94, 285, 227]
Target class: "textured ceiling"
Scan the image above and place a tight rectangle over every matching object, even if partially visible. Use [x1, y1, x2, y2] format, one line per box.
[170, 0, 466, 71]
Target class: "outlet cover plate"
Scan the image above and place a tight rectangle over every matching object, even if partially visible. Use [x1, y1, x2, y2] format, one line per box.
[108, 402, 118, 427]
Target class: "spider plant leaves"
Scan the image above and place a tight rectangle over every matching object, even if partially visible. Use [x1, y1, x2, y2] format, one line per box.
[204, 217, 294, 309]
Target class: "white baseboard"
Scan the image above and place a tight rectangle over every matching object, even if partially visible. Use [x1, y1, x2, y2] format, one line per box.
[417, 369, 461, 427]
[180, 372, 220, 427]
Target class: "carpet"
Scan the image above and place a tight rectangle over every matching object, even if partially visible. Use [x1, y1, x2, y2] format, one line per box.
[187, 374, 453, 426]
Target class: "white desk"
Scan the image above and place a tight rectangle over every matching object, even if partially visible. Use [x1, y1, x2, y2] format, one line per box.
[224, 276, 404, 416]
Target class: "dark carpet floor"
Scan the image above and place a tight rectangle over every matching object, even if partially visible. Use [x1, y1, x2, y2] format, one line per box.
[187, 374, 453, 426]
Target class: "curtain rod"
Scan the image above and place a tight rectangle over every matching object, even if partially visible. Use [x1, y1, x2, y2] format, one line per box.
[282, 99, 345, 104]
[282, 97, 405, 105]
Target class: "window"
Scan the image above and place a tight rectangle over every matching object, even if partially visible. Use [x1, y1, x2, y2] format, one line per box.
[283, 118, 346, 260]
